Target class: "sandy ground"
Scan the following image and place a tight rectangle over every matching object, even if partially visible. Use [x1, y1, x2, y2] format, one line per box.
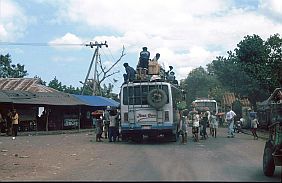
[0, 131, 98, 180]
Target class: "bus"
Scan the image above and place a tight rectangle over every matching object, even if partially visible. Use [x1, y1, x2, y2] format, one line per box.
[120, 80, 185, 142]
[192, 99, 218, 115]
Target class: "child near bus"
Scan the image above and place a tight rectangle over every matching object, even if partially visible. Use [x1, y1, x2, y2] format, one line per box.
[95, 116, 103, 142]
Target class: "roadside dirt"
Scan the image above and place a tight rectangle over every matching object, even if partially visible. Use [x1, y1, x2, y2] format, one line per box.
[0, 132, 99, 181]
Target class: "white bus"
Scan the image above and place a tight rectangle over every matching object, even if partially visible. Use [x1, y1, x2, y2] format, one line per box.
[120, 81, 185, 142]
[192, 99, 218, 115]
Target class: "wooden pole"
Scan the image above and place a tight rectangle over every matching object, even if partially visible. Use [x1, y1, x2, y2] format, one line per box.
[45, 107, 49, 132]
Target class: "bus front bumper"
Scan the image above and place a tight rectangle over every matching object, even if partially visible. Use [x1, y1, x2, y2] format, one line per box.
[120, 122, 176, 136]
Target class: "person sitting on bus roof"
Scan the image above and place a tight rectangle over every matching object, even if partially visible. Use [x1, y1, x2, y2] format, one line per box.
[123, 63, 136, 84]
[165, 66, 173, 80]
[151, 53, 160, 62]
[138, 47, 150, 69]
[167, 71, 175, 81]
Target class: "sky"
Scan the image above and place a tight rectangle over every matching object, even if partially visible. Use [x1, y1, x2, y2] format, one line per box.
[0, 0, 281, 94]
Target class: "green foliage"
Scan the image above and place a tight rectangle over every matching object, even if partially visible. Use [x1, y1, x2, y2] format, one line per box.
[177, 101, 187, 110]
[47, 76, 118, 98]
[182, 66, 224, 108]
[48, 76, 83, 95]
[235, 34, 282, 92]
[0, 54, 28, 78]
[184, 33, 281, 109]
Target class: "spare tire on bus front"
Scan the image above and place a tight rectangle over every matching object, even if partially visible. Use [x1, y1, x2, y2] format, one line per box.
[147, 89, 167, 109]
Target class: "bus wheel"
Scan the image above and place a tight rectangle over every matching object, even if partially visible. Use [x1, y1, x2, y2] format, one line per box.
[263, 143, 275, 176]
[169, 132, 179, 142]
[147, 89, 167, 109]
[132, 134, 143, 143]
[121, 134, 128, 141]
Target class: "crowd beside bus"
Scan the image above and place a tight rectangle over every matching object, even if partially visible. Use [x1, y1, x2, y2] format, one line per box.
[91, 106, 121, 143]
[179, 106, 260, 144]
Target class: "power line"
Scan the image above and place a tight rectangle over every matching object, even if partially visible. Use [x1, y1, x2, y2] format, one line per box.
[0, 42, 86, 47]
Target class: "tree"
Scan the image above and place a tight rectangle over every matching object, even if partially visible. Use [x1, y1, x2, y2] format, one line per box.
[183, 66, 223, 108]
[234, 34, 281, 93]
[48, 76, 84, 95]
[48, 77, 63, 91]
[207, 52, 268, 106]
[82, 46, 126, 96]
[0, 54, 28, 78]
[265, 34, 282, 89]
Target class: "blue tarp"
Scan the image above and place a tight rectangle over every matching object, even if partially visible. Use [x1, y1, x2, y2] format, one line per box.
[73, 95, 120, 108]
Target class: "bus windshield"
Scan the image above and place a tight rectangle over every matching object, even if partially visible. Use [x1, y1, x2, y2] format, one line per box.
[122, 85, 169, 105]
[193, 100, 218, 114]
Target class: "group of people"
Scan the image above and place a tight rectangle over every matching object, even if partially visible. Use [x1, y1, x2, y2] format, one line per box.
[224, 106, 259, 140]
[179, 107, 219, 144]
[92, 106, 120, 143]
[123, 47, 178, 84]
[0, 108, 20, 140]
[179, 105, 260, 144]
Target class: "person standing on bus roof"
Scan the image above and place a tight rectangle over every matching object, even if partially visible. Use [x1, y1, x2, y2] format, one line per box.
[226, 106, 236, 138]
[123, 63, 136, 84]
[138, 47, 150, 69]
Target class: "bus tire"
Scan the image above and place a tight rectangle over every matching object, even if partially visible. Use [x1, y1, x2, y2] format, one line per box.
[121, 134, 128, 141]
[263, 143, 275, 176]
[132, 134, 143, 143]
[147, 89, 167, 109]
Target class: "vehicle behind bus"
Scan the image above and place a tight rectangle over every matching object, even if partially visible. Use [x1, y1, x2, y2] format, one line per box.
[192, 99, 218, 115]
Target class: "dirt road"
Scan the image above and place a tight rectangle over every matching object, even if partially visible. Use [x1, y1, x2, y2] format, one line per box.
[0, 128, 281, 181]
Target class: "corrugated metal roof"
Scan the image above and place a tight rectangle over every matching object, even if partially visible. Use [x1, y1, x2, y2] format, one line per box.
[222, 92, 251, 107]
[0, 78, 120, 107]
[0, 78, 58, 92]
[0, 90, 86, 106]
[222, 92, 236, 106]
[267, 88, 282, 103]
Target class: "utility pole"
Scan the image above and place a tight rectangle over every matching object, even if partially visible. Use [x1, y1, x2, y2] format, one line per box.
[81, 41, 108, 95]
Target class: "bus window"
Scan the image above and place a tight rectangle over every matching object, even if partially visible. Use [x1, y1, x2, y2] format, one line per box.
[123, 85, 169, 105]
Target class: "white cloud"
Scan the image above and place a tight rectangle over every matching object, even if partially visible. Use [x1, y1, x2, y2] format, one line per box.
[6, 0, 280, 87]
[48, 33, 85, 50]
[259, 0, 282, 22]
[0, 0, 29, 41]
[55, 0, 281, 54]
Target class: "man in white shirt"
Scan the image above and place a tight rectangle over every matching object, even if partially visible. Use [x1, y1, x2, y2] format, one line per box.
[226, 106, 236, 138]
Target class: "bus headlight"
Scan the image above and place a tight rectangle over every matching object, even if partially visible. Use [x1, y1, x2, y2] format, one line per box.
[165, 111, 169, 122]
[124, 112, 128, 122]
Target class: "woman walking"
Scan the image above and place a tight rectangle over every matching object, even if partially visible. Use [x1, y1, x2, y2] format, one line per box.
[192, 111, 200, 142]
[210, 113, 218, 138]
[251, 116, 259, 140]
